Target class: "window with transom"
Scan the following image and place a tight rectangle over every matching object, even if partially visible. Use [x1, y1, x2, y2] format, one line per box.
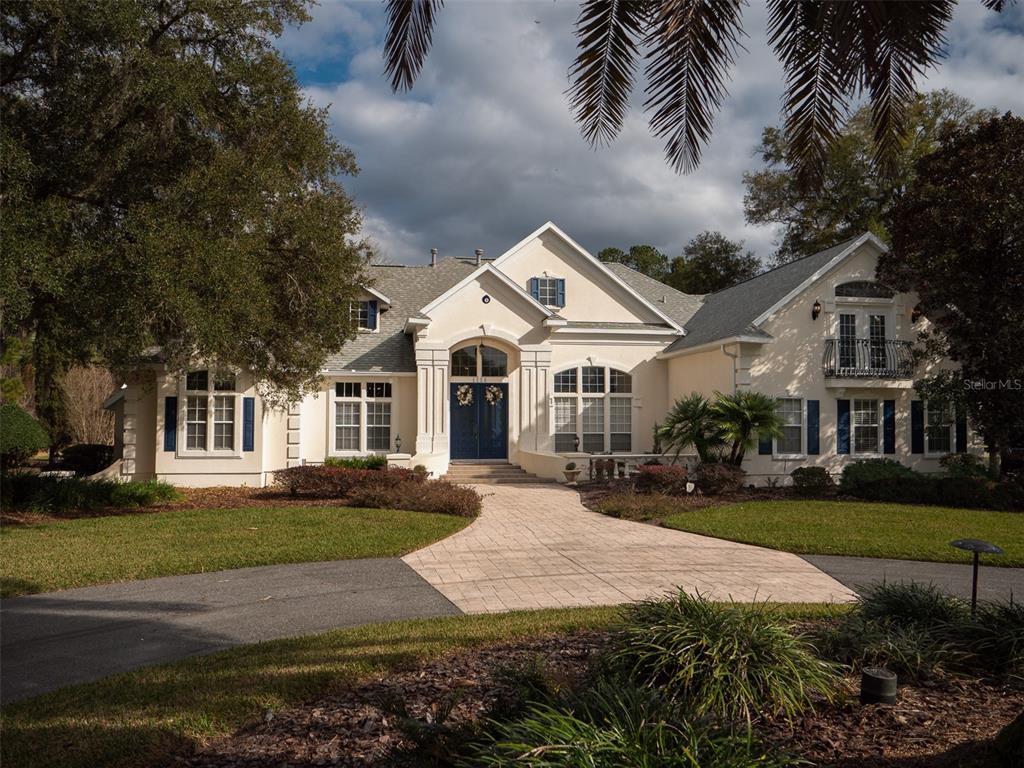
[550, 365, 633, 453]
[182, 370, 239, 453]
[332, 380, 393, 455]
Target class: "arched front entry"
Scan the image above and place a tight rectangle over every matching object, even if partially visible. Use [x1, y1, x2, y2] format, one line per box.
[449, 343, 511, 460]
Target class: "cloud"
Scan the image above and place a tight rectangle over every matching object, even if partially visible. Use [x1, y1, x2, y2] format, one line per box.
[279, 0, 1024, 266]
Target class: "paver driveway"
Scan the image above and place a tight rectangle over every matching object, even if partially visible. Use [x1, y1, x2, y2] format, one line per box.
[404, 484, 856, 613]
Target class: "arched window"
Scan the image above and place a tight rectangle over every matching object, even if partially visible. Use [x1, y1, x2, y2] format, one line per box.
[450, 345, 508, 378]
[835, 280, 894, 299]
[552, 365, 632, 453]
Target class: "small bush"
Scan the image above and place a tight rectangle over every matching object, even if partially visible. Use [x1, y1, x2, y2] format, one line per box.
[858, 581, 969, 629]
[790, 466, 833, 495]
[471, 679, 795, 767]
[593, 491, 680, 521]
[0, 474, 179, 513]
[839, 458, 916, 495]
[323, 454, 387, 470]
[273, 464, 417, 497]
[956, 600, 1024, 673]
[634, 464, 688, 495]
[59, 443, 115, 475]
[0, 404, 49, 468]
[611, 591, 839, 722]
[694, 463, 745, 495]
[348, 478, 481, 517]
[848, 472, 1022, 510]
[940, 452, 989, 479]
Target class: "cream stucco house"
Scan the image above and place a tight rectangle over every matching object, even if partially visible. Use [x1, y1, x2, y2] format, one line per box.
[105, 222, 974, 487]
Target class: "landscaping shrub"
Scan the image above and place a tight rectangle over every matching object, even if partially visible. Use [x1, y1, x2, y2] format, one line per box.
[593, 491, 681, 521]
[940, 452, 989, 479]
[633, 464, 688, 495]
[348, 478, 481, 517]
[694, 462, 746, 495]
[790, 466, 833, 495]
[0, 474, 179, 513]
[471, 678, 796, 767]
[0, 404, 49, 469]
[59, 443, 115, 475]
[611, 591, 839, 722]
[323, 454, 387, 470]
[958, 600, 1024, 673]
[858, 581, 968, 628]
[849, 472, 1022, 510]
[273, 464, 417, 497]
[838, 459, 915, 495]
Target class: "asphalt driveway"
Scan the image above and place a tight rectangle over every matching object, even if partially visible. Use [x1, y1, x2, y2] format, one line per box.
[0, 558, 458, 703]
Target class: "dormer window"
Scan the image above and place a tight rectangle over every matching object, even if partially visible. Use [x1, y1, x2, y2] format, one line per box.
[529, 277, 565, 308]
[351, 300, 378, 331]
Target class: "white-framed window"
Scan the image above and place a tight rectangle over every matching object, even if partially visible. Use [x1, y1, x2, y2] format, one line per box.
[532, 276, 565, 307]
[181, 370, 239, 454]
[550, 365, 633, 453]
[925, 402, 954, 455]
[450, 344, 508, 378]
[331, 380, 393, 454]
[852, 398, 880, 455]
[350, 300, 378, 331]
[775, 398, 803, 456]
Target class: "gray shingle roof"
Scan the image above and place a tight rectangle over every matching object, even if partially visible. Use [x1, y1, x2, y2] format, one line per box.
[603, 262, 704, 327]
[323, 257, 477, 373]
[663, 234, 866, 354]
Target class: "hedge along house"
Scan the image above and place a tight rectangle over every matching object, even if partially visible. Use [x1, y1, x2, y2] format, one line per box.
[106, 222, 977, 487]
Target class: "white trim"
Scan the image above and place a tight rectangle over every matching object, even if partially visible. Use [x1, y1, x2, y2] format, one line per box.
[102, 385, 127, 410]
[850, 397, 883, 457]
[417, 263, 555, 320]
[364, 286, 392, 306]
[176, 382, 243, 459]
[656, 335, 773, 360]
[490, 221, 684, 333]
[322, 369, 416, 377]
[772, 396, 806, 460]
[751, 232, 888, 326]
[327, 378, 395, 457]
[553, 326, 679, 337]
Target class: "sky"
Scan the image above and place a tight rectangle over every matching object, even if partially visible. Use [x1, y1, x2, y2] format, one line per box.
[276, 1, 1024, 266]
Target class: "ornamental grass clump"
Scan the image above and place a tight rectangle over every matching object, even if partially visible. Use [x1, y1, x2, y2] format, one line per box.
[610, 591, 839, 723]
[470, 679, 796, 768]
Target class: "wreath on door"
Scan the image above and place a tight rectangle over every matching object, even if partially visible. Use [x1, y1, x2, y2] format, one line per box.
[456, 384, 474, 407]
[485, 385, 504, 405]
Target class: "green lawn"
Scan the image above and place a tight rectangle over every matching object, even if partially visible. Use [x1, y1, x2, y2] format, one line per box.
[1, 506, 470, 597]
[665, 500, 1024, 567]
[0, 603, 839, 768]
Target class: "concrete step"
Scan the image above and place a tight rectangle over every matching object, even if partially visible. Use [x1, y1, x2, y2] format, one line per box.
[443, 464, 555, 485]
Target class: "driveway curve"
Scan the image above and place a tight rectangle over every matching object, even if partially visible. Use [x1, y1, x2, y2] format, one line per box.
[404, 484, 856, 613]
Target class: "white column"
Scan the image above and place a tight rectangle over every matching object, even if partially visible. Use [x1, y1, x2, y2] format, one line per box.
[122, 386, 137, 478]
[286, 401, 302, 467]
[519, 345, 552, 451]
[415, 347, 448, 455]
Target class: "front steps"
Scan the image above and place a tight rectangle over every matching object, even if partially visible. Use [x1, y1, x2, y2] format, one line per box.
[443, 463, 554, 485]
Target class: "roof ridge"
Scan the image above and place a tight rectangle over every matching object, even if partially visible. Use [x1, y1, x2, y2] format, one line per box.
[605, 261, 702, 301]
[699, 232, 868, 299]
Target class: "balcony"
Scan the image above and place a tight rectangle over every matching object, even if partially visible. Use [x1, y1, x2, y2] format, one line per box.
[822, 338, 914, 379]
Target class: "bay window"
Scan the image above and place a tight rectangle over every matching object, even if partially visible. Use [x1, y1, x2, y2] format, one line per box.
[551, 365, 633, 453]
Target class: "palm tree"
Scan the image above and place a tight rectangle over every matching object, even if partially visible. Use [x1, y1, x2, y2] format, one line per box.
[711, 391, 783, 466]
[656, 392, 725, 464]
[383, 1, 1010, 182]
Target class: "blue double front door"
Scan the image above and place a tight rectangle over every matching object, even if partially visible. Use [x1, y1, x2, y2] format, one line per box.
[450, 383, 509, 460]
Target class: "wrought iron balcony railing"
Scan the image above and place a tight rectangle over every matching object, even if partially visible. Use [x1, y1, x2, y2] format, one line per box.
[822, 338, 914, 378]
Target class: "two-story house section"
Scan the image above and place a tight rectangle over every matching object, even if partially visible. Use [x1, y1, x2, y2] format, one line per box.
[105, 223, 976, 486]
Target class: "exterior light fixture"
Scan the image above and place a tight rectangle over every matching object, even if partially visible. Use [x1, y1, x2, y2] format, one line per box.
[394, 434, 402, 452]
[811, 300, 822, 320]
[573, 434, 581, 452]
[911, 305, 923, 323]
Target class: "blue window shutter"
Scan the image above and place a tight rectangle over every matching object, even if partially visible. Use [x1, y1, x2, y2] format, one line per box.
[955, 410, 967, 453]
[164, 396, 177, 452]
[243, 397, 255, 452]
[758, 433, 773, 455]
[555, 278, 566, 307]
[883, 400, 896, 454]
[366, 300, 378, 330]
[837, 399, 850, 454]
[528, 277, 540, 300]
[911, 401, 924, 454]
[807, 400, 820, 455]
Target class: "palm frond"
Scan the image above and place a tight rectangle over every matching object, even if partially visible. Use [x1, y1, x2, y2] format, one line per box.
[642, 0, 746, 173]
[857, 1, 954, 175]
[383, 0, 444, 93]
[567, 0, 651, 146]
[769, 1, 857, 183]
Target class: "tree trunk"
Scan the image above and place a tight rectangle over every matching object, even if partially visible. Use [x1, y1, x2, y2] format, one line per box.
[987, 441, 1002, 479]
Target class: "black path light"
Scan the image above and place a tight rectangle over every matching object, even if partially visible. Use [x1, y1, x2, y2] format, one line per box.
[950, 538, 1005, 614]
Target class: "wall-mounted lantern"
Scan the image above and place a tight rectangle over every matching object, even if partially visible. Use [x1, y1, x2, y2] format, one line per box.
[911, 305, 923, 323]
[394, 434, 402, 452]
[573, 435, 581, 452]
[811, 299, 822, 320]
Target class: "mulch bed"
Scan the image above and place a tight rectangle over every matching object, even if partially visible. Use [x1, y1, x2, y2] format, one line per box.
[179, 631, 1023, 768]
